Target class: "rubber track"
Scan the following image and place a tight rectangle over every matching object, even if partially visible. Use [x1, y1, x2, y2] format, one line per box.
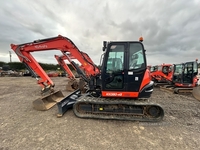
[73, 96, 164, 122]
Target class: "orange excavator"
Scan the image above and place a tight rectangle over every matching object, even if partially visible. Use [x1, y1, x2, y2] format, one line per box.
[160, 60, 199, 94]
[54, 54, 79, 91]
[54, 52, 94, 92]
[55, 54, 76, 80]
[150, 64, 173, 87]
[11, 35, 164, 122]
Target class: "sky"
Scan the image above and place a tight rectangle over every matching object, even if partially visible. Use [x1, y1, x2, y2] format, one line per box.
[0, 0, 200, 66]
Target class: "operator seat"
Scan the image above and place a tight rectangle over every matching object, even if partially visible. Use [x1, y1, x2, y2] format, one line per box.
[112, 58, 123, 71]
[129, 54, 138, 69]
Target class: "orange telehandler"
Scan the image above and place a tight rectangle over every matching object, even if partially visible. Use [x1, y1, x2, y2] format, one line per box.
[11, 35, 164, 122]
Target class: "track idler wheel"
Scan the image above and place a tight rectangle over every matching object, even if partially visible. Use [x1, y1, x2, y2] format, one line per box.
[146, 106, 161, 118]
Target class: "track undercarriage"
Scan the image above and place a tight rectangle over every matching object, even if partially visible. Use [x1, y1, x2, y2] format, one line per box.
[160, 85, 193, 94]
[57, 90, 164, 122]
[73, 96, 164, 122]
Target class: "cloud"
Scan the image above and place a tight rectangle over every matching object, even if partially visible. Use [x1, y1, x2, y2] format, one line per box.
[0, 0, 199, 66]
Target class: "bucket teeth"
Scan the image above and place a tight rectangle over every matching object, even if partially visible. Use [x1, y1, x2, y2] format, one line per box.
[32, 90, 64, 111]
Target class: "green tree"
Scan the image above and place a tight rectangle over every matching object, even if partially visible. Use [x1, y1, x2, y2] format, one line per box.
[8, 62, 26, 70]
[0, 61, 6, 67]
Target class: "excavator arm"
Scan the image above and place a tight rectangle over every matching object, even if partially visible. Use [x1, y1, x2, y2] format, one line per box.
[54, 54, 75, 79]
[54, 54, 81, 91]
[10, 44, 54, 91]
[11, 35, 100, 92]
[10, 35, 100, 111]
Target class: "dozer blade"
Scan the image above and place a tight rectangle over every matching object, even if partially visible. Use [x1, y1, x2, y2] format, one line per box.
[33, 90, 64, 111]
[57, 89, 81, 117]
[192, 86, 200, 101]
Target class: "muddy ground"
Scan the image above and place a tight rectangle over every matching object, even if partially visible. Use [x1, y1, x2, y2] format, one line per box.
[0, 77, 200, 150]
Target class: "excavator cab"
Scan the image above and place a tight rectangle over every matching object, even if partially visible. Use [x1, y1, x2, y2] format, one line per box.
[101, 42, 151, 98]
[173, 61, 198, 87]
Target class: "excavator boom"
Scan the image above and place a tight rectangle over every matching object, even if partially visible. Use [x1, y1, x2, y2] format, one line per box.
[54, 55, 76, 79]
[11, 35, 100, 110]
[11, 35, 100, 90]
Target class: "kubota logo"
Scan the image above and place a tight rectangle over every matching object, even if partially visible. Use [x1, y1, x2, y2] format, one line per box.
[35, 45, 48, 49]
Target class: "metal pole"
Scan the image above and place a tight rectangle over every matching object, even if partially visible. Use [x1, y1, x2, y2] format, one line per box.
[9, 51, 12, 62]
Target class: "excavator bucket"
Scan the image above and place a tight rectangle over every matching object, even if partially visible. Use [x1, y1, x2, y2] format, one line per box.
[66, 79, 78, 91]
[33, 90, 64, 111]
[66, 78, 87, 93]
[192, 86, 200, 101]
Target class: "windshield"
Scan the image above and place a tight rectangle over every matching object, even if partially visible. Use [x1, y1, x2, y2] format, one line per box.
[105, 42, 145, 73]
[106, 44, 124, 73]
[184, 62, 193, 74]
[129, 43, 145, 70]
[174, 64, 183, 75]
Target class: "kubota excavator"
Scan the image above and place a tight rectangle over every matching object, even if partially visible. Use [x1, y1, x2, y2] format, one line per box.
[160, 60, 199, 94]
[54, 52, 94, 92]
[151, 64, 173, 87]
[54, 54, 79, 91]
[11, 35, 164, 122]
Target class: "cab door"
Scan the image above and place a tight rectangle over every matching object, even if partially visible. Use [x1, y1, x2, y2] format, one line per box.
[101, 42, 147, 93]
[101, 42, 126, 91]
[125, 42, 147, 92]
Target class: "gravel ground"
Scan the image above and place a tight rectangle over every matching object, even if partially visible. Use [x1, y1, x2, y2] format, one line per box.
[0, 77, 200, 150]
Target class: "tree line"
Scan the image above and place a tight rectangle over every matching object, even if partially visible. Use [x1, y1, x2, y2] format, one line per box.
[0, 61, 199, 72]
[0, 61, 75, 71]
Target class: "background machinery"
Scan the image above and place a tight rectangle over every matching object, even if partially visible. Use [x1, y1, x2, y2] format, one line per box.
[55, 54, 79, 91]
[160, 60, 199, 94]
[150, 64, 173, 87]
[11, 35, 164, 122]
